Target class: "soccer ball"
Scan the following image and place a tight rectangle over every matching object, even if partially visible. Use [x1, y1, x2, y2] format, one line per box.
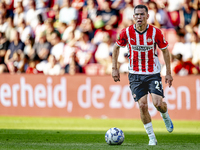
[105, 127, 125, 145]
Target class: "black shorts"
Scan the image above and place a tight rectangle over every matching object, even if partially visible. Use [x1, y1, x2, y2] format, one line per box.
[128, 73, 164, 102]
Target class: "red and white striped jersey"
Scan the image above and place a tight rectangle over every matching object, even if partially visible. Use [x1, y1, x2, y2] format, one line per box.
[116, 24, 168, 74]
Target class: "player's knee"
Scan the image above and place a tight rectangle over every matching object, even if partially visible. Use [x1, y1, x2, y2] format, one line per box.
[139, 102, 148, 112]
[154, 102, 161, 109]
[152, 99, 160, 109]
[163, 101, 167, 106]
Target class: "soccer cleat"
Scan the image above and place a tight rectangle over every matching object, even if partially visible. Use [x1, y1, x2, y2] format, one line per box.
[162, 114, 174, 133]
[148, 138, 157, 146]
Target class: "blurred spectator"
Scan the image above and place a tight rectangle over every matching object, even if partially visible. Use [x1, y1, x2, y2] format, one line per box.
[4, 0, 13, 10]
[67, 51, 82, 75]
[46, 4, 60, 20]
[173, 53, 199, 76]
[53, 6, 62, 29]
[0, 1, 13, 18]
[62, 51, 83, 75]
[25, 0, 46, 30]
[55, 0, 65, 7]
[82, 0, 98, 22]
[0, 32, 9, 73]
[14, 0, 23, 9]
[35, 14, 46, 42]
[45, 18, 56, 43]
[121, 0, 134, 27]
[71, 0, 84, 10]
[192, 0, 200, 10]
[133, 0, 142, 6]
[61, 30, 76, 66]
[167, 0, 184, 13]
[96, 0, 104, 10]
[25, 55, 42, 74]
[57, 22, 67, 38]
[111, 0, 126, 25]
[6, 51, 24, 73]
[197, 23, 200, 38]
[95, 33, 113, 74]
[95, 0, 118, 30]
[4, 30, 25, 73]
[93, 28, 109, 45]
[179, 0, 198, 29]
[33, 31, 51, 61]
[184, 23, 195, 43]
[166, 0, 184, 27]
[172, 31, 192, 62]
[191, 32, 200, 68]
[18, 20, 34, 43]
[76, 31, 96, 67]
[148, 1, 173, 29]
[78, 18, 96, 41]
[59, 0, 78, 25]
[13, 1, 24, 27]
[61, 30, 83, 74]
[0, 32, 9, 64]
[43, 54, 62, 75]
[50, 31, 65, 61]
[0, 13, 8, 33]
[20, 0, 29, 13]
[35, 0, 50, 10]
[24, 36, 36, 60]
[4, 30, 25, 68]
[153, 0, 167, 8]
[62, 20, 77, 42]
[111, 0, 126, 11]
[5, 16, 15, 42]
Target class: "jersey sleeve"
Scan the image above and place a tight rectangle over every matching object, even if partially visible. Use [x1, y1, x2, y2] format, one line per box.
[116, 28, 128, 47]
[155, 29, 168, 50]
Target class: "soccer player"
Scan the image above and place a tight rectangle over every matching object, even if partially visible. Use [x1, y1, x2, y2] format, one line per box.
[112, 5, 174, 145]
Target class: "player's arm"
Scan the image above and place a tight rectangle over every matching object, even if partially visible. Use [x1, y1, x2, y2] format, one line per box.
[112, 43, 120, 82]
[162, 48, 173, 87]
[112, 28, 127, 82]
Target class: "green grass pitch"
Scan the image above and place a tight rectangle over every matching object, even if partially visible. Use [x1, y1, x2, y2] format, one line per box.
[0, 116, 199, 150]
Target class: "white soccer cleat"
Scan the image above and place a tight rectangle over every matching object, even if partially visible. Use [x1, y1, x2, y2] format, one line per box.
[148, 138, 157, 146]
[162, 114, 174, 133]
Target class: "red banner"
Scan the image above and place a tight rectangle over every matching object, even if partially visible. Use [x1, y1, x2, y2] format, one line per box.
[0, 74, 199, 120]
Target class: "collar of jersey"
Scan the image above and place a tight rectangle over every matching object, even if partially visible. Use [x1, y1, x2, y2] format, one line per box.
[133, 24, 149, 35]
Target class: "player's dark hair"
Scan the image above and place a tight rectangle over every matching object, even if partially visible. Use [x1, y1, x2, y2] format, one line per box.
[134, 5, 148, 13]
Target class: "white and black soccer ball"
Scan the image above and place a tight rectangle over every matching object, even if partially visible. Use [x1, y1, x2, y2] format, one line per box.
[105, 127, 125, 145]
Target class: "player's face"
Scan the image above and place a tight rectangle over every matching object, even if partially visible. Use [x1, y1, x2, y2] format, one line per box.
[133, 8, 149, 27]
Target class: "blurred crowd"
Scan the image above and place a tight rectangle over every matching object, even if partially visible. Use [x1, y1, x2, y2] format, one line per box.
[0, 0, 199, 76]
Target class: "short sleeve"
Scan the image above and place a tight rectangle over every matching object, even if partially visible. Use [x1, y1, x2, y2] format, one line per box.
[155, 29, 168, 50]
[116, 28, 128, 47]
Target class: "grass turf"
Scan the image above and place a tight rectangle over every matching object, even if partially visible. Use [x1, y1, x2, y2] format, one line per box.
[0, 117, 199, 150]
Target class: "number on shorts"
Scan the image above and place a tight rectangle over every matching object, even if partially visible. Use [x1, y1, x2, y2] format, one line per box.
[155, 81, 163, 91]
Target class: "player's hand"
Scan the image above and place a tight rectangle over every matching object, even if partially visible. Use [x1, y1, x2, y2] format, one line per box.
[165, 74, 173, 87]
[112, 69, 120, 82]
